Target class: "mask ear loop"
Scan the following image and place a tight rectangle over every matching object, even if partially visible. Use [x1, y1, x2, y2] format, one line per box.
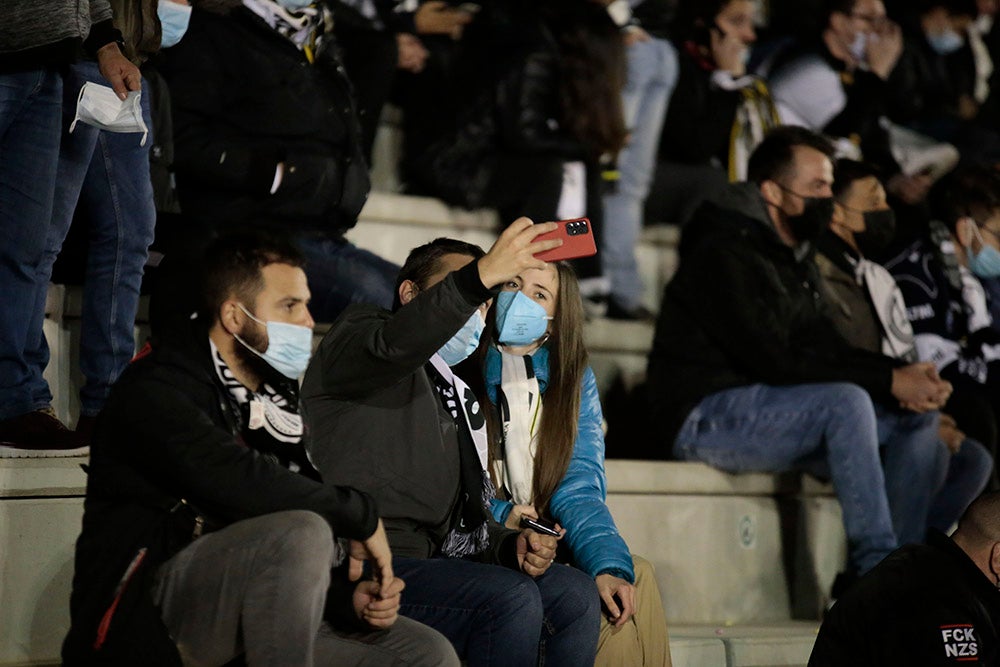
[232, 304, 270, 357]
[965, 218, 986, 248]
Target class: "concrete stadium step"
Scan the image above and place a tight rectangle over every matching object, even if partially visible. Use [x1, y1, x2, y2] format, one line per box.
[352, 191, 680, 313]
[673, 623, 819, 667]
[605, 460, 845, 626]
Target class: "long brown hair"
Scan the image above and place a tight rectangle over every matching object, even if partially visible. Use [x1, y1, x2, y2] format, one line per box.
[543, 0, 628, 157]
[478, 262, 589, 518]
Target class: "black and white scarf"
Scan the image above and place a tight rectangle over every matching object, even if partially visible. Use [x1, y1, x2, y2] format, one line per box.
[210, 340, 319, 478]
[242, 0, 331, 60]
[426, 354, 494, 559]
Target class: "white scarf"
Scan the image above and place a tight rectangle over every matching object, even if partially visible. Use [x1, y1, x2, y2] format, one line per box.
[428, 354, 488, 469]
[854, 257, 917, 362]
[493, 353, 542, 506]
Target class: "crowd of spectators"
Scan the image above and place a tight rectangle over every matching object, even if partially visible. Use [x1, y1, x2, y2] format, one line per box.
[4, 0, 1000, 664]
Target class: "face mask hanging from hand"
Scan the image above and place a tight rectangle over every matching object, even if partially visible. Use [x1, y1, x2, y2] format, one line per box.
[438, 310, 486, 366]
[233, 304, 314, 379]
[69, 82, 148, 146]
[495, 291, 552, 347]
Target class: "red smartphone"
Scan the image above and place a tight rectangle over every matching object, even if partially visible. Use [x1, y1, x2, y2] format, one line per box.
[532, 218, 597, 263]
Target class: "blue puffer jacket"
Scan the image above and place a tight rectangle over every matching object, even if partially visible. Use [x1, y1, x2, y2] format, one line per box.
[486, 347, 635, 582]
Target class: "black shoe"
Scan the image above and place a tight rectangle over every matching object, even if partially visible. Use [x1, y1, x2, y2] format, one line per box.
[605, 298, 656, 322]
[0, 409, 90, 458]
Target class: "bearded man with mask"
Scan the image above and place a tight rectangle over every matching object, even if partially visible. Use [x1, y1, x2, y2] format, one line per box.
[62, 231, 458, 666]
[301, 220, 604, 667]
[648, 126, 958, 589]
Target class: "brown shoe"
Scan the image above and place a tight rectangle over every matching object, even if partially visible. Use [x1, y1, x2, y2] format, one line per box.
[0, 409, 90, 458]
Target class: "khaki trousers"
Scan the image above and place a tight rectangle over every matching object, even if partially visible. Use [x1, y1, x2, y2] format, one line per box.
[594, 555, 672, 667]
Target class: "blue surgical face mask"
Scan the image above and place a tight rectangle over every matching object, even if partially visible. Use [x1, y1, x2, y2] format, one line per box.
[438, 310, 485, 366]
[928, 28, 964, 55]
[966, 223, 1000, 277]
[235, 304, 313, 379]
[495, 291, 552, 347]
[275, 0, 314, 11]
[158, 1, 192, 49]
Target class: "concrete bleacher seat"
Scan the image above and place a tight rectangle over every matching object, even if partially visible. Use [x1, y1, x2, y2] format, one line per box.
[605, 460, 845, 630]
[1, 455, 833, 667]
[0, 457, 86, 667]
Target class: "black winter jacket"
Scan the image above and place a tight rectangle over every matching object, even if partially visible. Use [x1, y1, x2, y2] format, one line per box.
[406, 0, 588, 209]
[658, 44, 742, 167]
[302, 261, 520, 564]
[62, 321, 378, 665]
[809, 530, 1000, 666]
[160, 1, 369, 235]
[647, 183, 899, 447]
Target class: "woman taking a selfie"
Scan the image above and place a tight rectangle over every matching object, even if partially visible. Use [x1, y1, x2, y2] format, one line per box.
[466, 261, 671, 666]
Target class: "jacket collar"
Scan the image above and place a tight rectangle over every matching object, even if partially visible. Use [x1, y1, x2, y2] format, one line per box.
[485, 345, 550, 404]
[681, 182, 814, 263]
[817, 230, 861, 277]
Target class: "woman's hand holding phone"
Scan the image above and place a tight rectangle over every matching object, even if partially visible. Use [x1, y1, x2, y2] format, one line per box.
[505, 503, 539, 530]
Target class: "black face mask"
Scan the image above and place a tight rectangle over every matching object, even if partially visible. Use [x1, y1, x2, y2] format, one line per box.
[854, 208, 897, 258]
[785, 196, 835, 244]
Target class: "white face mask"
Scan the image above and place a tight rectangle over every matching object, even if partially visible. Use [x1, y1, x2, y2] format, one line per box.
[69, 82, 148, 146]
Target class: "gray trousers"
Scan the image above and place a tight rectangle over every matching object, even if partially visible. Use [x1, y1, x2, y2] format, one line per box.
[153, 510, 458, 667]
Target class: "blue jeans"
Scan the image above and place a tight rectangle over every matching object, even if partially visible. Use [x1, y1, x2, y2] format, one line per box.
[393, 556, 601, 667]
[296, 234, 398, 323]
[601, 37, 678, 310]
[928, 437, 994, 532]
[0, 68, 63, 420]
[25, 61, 155, 417]
[675, 383, 900, 574]
[874, 405, 949, 545]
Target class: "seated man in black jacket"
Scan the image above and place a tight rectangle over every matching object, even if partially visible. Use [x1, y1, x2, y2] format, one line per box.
[62, 232, 457, 666]
[809, 491, 1000, 665]
[648, 126, 954, 580]
[302, 219, 604, 666]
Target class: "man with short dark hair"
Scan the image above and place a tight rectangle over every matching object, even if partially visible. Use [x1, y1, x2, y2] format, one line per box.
[302, 219, 604, 666]
[809, 491, 1000, 665]
[648, 126, 953, 579]
[63, 231, 457, 666]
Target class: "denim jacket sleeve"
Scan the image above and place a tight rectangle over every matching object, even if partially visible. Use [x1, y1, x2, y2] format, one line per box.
[548, 367, 635, 582]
